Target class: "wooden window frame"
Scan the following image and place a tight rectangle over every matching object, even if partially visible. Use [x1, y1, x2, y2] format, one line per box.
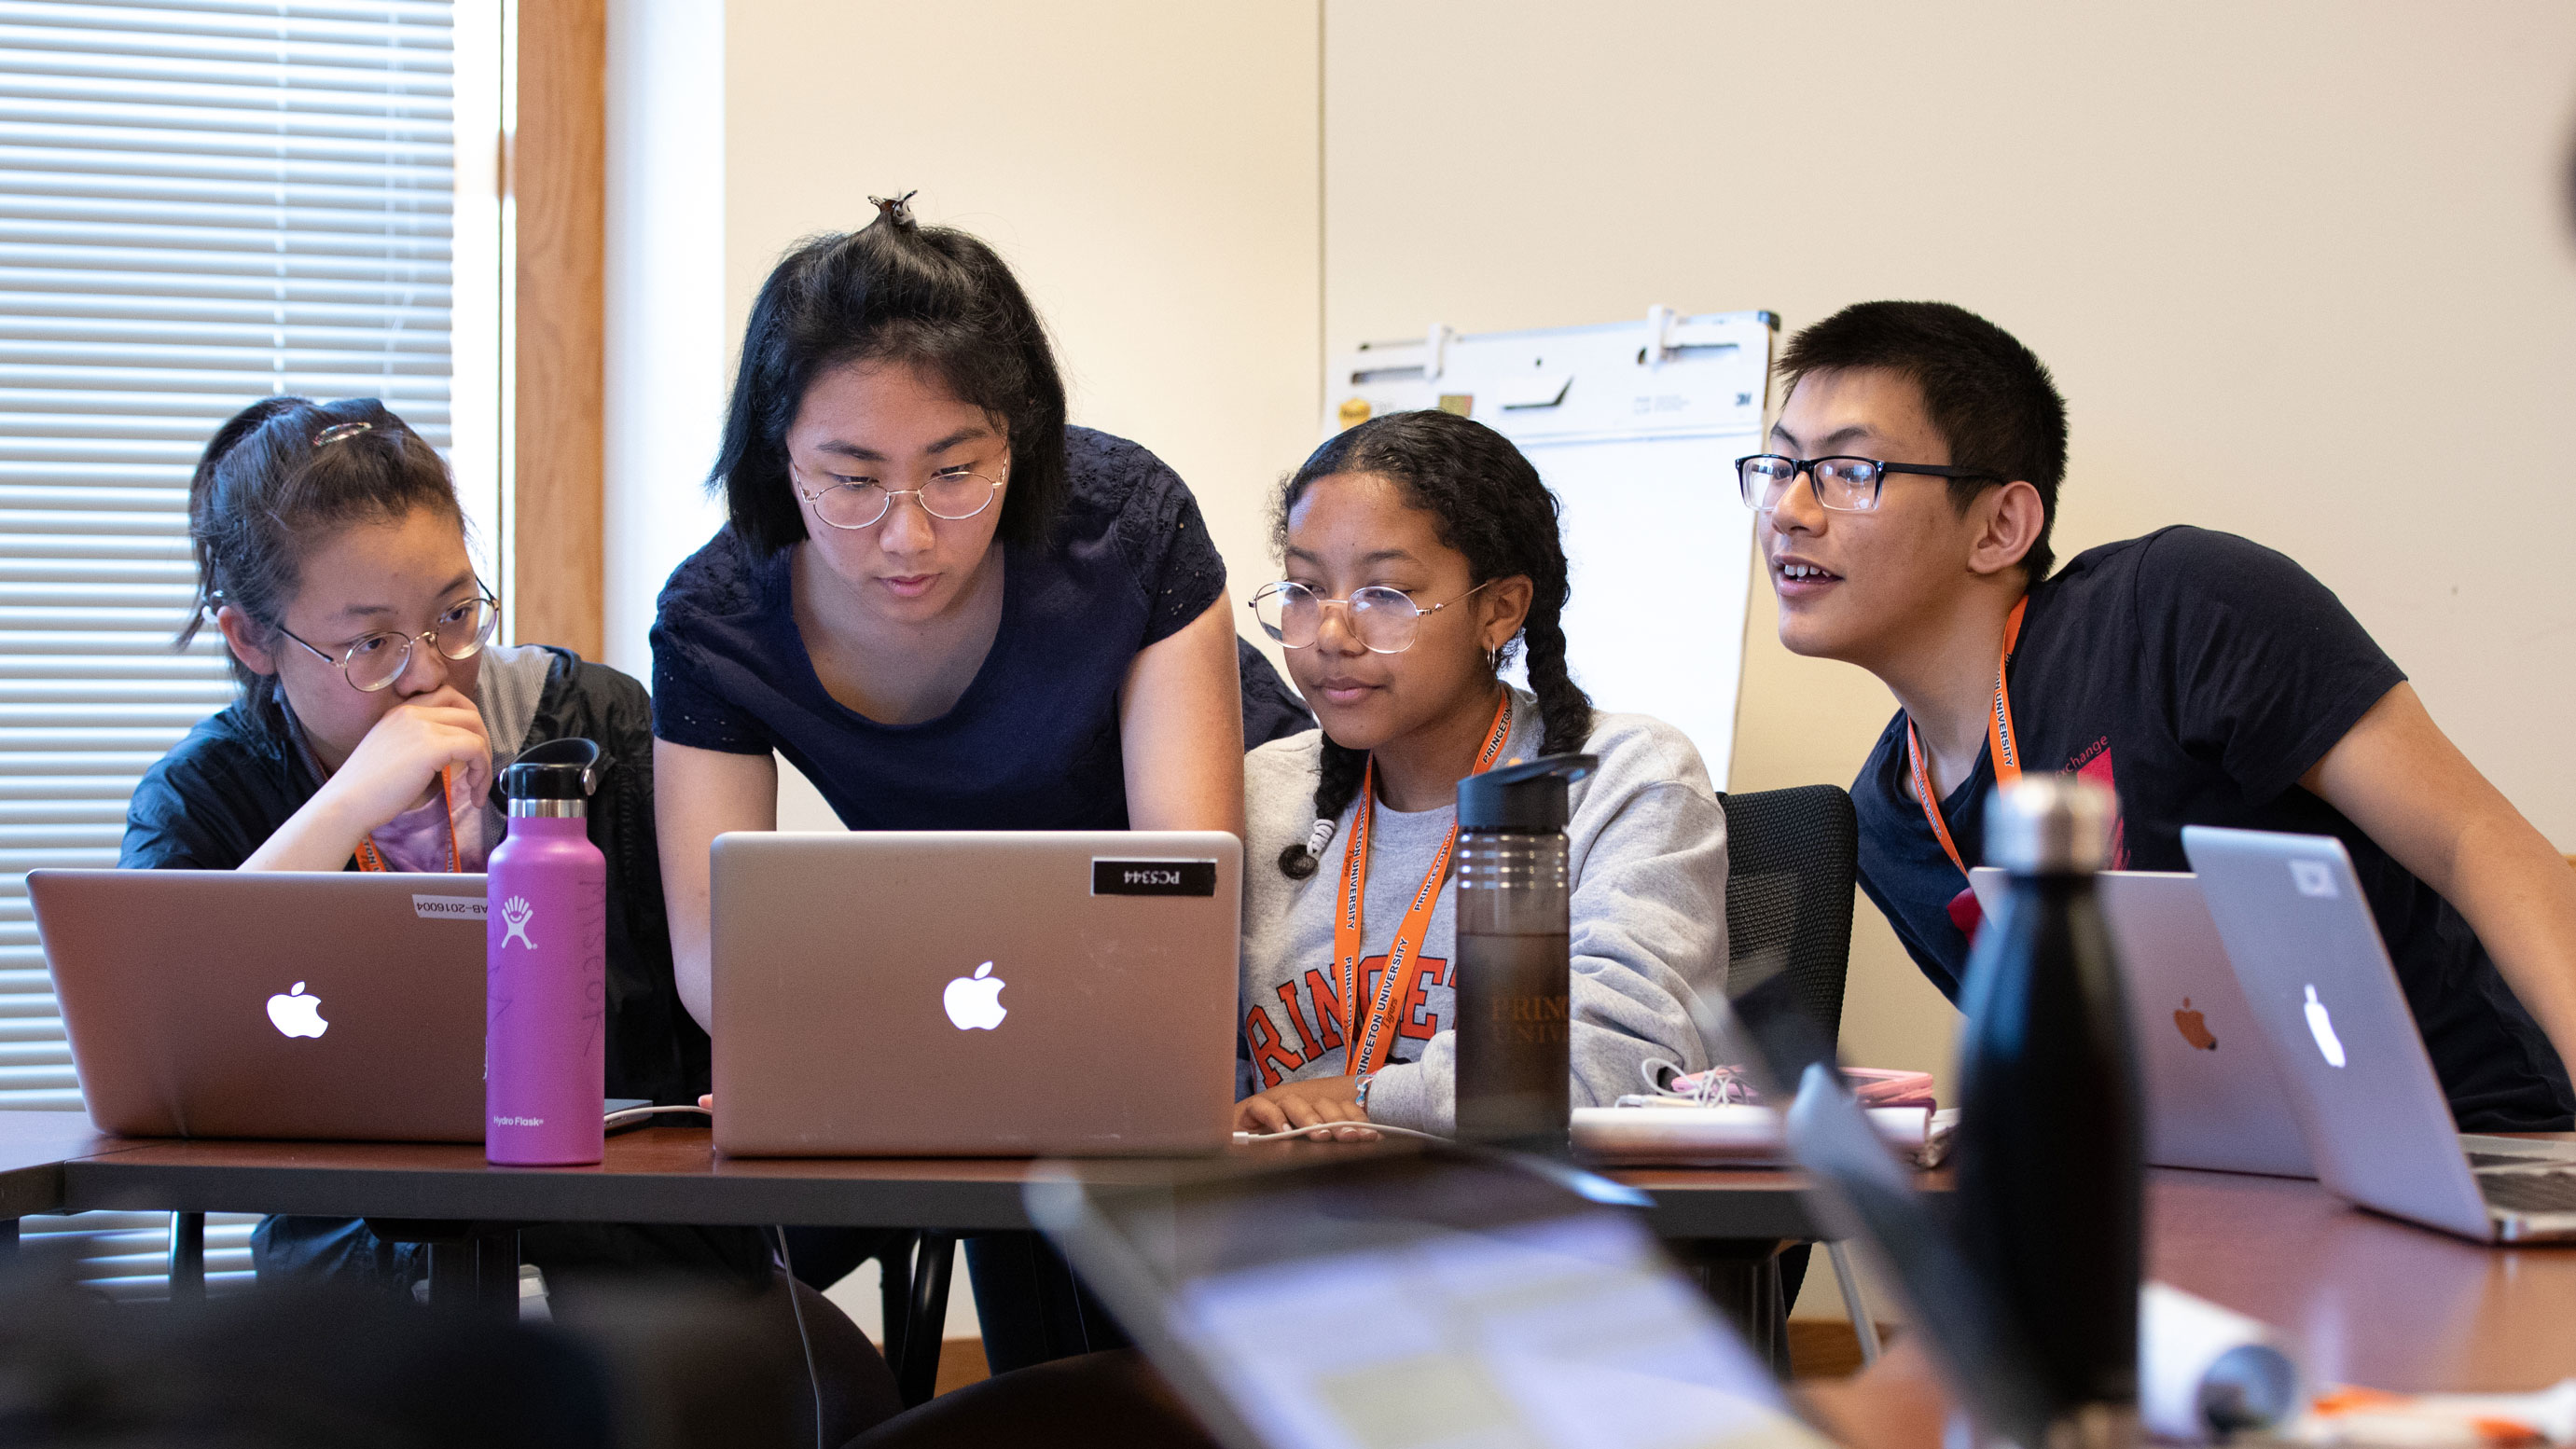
[509, 0, 607, 659]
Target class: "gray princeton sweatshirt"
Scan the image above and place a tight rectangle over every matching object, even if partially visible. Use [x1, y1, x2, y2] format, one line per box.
[1240, 686, 1729, 1133]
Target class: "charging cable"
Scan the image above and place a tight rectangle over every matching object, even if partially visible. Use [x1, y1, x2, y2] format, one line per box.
[597, 1108, 819, 1446]
[1232, 1123, 1449, 1143]
[769, 1225, 824, 1449]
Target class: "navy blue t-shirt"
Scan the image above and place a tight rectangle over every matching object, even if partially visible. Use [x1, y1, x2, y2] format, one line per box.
[650, 426, 1226, 831]
[1855, 526, 2573, 1132]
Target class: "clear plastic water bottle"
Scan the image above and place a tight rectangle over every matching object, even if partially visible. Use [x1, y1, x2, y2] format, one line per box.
[1953, 775, 2143, 1442]
[1452, 752, 1597, 1157]
[485, 738, 606, 1166]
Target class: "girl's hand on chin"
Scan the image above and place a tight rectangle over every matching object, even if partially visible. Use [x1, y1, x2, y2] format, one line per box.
[1234, 1075, 1378, 1142]
[321, 684, 492, 832]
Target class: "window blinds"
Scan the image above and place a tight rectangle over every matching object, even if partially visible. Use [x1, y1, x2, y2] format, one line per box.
[0, 0, 457, 1294]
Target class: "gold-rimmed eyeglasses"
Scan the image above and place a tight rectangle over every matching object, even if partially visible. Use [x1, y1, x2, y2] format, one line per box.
[278, 593, 500, 693]
[793, 463, 1004, 531]
[1248, 580, 1490, 654]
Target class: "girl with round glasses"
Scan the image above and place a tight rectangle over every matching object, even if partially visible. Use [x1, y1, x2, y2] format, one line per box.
[648, 198, 1245, 1375]
[135, 399, 519, 877]
[1236, 408, 1731, 1143]
[120, 400, 883, 1410]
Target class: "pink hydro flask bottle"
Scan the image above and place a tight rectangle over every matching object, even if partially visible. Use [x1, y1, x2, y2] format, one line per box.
[486, 738, 607, 1166]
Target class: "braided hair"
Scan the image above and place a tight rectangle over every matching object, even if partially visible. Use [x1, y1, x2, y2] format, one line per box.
[1274, 409, 1593, 878]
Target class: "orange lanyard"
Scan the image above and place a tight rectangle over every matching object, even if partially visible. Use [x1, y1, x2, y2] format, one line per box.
[1904, 597, 2028, 881]
[1334, 692, 1514, 1078]
[354, 766, 464, 874]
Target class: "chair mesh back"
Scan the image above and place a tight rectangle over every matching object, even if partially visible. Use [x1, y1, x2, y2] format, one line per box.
[1719, 785, 1859, 1046]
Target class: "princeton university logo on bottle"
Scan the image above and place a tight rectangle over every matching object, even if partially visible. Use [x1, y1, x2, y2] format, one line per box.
[1489, 991, 1571, 1044]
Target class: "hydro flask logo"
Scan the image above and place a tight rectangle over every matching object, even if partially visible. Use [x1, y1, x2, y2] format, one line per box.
[499, 896, 538, 950]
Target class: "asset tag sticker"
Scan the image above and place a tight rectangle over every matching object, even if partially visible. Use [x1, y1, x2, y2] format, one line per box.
[412, 894, 487, 920]
[1091, 859, 1218, 898]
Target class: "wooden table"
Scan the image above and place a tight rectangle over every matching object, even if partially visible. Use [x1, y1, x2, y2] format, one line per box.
[0, 1114, 1835, 1392]
[2149, 1165, 2576, 1392]
[0, 1111, 130, 1233]
[21, 1118, 2567, 1395]
[38, 1128, 1825, 1240]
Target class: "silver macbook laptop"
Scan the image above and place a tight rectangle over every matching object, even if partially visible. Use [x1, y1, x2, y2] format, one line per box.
[28, 869, 487, 1141]
[711, 830, 1240, 1157]
[2181, 826, 2576, 1242]
[1970, 867, 2312, 1178]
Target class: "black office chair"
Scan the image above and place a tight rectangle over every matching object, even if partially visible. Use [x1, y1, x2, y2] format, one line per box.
[1719, 784, 1858, 1045]
[1710, 784, 1877, 1370]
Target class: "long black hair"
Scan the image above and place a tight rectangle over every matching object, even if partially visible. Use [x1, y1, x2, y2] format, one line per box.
[712, 193, 1070, 556]
[178, 396, 464, 718]
[1274, 409, 1593, 878]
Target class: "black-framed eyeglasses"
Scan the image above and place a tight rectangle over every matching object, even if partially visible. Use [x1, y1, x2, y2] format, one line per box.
[793, 462, 1005, 531]
[1735, 454, 2003, 513]
[1248, 580, 1489, 654]
[278, 593, 500, 693]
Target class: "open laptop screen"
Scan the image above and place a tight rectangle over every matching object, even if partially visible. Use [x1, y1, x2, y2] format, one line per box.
[1037, 1152, 1824, 1449]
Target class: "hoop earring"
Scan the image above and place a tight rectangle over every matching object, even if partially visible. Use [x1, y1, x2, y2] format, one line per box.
[1483, 644, 1500, 672]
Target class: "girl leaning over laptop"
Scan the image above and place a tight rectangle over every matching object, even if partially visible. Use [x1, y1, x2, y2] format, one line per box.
[123, 398, 906, 1442]
[648, 195, 1250, 1376]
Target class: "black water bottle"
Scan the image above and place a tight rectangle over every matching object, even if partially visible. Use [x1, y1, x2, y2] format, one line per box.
[1952, 776, 2142, 1443]
[1453, 753, 1596, 1157]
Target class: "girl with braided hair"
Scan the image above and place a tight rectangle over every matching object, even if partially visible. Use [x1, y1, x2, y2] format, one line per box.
[1235, 408, 1731, 1140]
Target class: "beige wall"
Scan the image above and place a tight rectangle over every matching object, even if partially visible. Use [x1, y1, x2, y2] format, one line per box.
[724, 0, 1322, 630]
[704, 0, 2576, 1091]
[1323, 0, 2576, 1093]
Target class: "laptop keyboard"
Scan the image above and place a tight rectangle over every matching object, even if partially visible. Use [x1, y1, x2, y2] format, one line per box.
[2476, 1170, 2576, 1214]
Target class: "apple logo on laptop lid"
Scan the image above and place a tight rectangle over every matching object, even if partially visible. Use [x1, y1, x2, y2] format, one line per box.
[267, 982, 328, 1040]
[943, 961, 1007, 1031]
[2303, 985, 2346, 1069]
[2173, 998, 2218, 1052]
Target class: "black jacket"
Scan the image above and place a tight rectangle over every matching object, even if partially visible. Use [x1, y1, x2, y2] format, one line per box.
[122, 648, 708, 1107]
[1239, 636, 1312, 751]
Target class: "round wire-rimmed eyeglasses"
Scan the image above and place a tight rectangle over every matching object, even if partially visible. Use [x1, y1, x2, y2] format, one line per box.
[1248, 580, 1490, 655]
[793, 463, 1005, 531]
[277, 593, 500, 693]
[1735, 453, 2003, 513]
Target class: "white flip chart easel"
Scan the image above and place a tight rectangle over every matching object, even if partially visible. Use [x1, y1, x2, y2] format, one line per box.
[1321, 308, 1775, 789]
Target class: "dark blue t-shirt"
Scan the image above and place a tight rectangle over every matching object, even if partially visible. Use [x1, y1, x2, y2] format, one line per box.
[649, 426, 1226, 831]
[1854, 526, 2573, 1132]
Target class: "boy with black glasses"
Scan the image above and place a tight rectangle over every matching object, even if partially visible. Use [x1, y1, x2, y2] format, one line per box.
[1756, 300, 2576, 1130]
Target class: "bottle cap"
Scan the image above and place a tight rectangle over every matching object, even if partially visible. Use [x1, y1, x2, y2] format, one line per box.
[502, 738, 602, 801]
[1985, 775, 2116, 874]
[1456, 752, 1599, 832]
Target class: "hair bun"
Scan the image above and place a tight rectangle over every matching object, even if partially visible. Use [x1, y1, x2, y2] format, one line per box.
[867, 190, 919, 230]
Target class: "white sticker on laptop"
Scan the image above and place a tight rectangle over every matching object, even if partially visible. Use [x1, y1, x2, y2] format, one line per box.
[412, 894, 487, 920]
[1092, 859, 1219, 897]
[2288, 860, 2338, 899]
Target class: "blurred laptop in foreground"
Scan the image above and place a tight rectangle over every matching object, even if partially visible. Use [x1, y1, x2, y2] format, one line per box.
[1032, 1148, 1832, 1449]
